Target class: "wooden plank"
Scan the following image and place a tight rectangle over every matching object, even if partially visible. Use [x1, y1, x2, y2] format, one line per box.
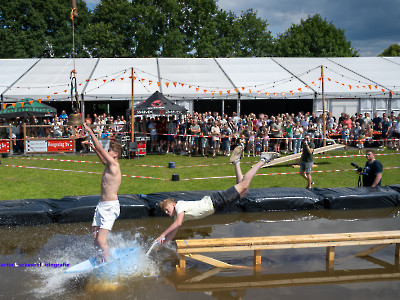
[186, 268, 223, 283]
[185, 254, 234, 268]
[355, 244, 392, 257]
[326, 246, 335, 271]
[254, 250, 262, 266]
[176, 231, 400, 250]
[179, 254, 186, 270]
[177, 238, 400, 254]
[261, 143, 344, 168]
[176, 272, 400, 291]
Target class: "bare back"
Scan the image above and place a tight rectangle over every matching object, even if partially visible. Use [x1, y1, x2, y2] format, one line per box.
[101, 159, 121, 202]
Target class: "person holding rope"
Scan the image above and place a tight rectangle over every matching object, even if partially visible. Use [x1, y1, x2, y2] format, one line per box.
[155, 146, 275, 245]
[82, 124, 123, 262]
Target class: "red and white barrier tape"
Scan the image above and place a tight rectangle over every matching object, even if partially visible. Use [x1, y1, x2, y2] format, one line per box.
[3, 164, 168, 180]
[4, 164, 398, 181]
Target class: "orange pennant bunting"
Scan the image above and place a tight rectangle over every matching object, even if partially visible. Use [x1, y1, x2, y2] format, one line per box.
[29, 101, 33, 105]
[47, 96, 50, 99]
[64, 90, 67, 93]
[2, 103, 6, 109]
[382, 89, 385, 92]
[121, 78, 124, 80]
[242, 87, 245, 91]
[368, 85, 371, 90]
[12, 103, 16, 108]
[166, 82, 169, 88]
[249, 89, 252, 93]
[234, 88, 238, 93]
[173, 82, 177, 87]
[219, 91, 222, 95]
[298, 88, 302, 92]
[196, 87, 199, 92]
[148, 80, 152, 85]
[349, 85, 352, 89]
[38, 99, 42, 103]
[20, 102, 25, 108]
[227, 90, 230, 94]
[203, 90, 207, 93]
[54, 92, 58, 95]
[103, 79, 107, 83]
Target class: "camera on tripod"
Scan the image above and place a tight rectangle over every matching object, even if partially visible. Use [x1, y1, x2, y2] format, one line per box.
[351, 162, 363, 174]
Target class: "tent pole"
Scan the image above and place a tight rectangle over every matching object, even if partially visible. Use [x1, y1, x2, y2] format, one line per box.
[131, 67, 135, 143]
[321, 66, 326, 147]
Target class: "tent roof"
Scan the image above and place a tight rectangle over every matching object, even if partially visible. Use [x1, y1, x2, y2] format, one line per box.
[1, 57, 399, 103]
[134, 91, 187, 115]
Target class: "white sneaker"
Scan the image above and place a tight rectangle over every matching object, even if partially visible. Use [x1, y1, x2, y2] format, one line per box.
[230, 146, 243, 164]
[260, 152, 274, 163]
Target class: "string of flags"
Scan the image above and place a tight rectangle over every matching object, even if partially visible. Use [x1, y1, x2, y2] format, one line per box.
[2, 66, 397, 105]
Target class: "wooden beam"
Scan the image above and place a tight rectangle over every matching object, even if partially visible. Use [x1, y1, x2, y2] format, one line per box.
[186, 254, 234, 268]
[326, 246, 335, 271]
[261, 143, 344, 168]
[179, 254, 186, 270]
[355, 244, 391, 257]
[254, 250, 262, 266]
[187, 268, 223, 283]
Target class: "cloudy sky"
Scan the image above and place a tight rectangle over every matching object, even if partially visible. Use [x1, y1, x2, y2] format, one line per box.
[84, 0, 399, 56]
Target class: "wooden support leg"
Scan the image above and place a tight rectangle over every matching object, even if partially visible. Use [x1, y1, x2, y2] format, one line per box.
[179, 254, 186, 270]
[326, 246, 335, 271]
[254, 250, 261, 273]
[395, 244, 400, 270]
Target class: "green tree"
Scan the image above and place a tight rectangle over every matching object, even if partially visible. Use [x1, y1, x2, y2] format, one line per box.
[379, 44, 400, 57]
[274, 14, 358, 57]
[0, 0, 91, 58]
[195, 9, 273, 57]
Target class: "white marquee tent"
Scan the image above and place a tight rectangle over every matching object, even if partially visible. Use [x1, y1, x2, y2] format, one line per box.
[1, 57, 399, 118]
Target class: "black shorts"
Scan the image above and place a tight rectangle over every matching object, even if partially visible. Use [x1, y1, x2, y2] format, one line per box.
[211, 186, 241, 211]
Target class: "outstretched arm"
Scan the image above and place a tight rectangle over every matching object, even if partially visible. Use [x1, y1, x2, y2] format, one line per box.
[83, 124, 113, 165]
[156, 212, 184, 244]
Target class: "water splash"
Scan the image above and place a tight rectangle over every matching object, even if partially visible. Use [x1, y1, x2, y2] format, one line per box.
[28, 232, 159, 299]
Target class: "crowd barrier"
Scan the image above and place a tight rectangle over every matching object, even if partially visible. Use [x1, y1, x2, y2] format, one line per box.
[1, 185, 400, 226]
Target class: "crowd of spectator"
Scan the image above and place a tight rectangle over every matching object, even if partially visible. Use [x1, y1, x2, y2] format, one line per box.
[0, 109, 399, 155]
[130, 110, 400, 156]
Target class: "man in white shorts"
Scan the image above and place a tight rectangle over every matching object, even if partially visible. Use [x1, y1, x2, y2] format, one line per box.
[156, 146, 276, 244]
[83, 124, 123, 262]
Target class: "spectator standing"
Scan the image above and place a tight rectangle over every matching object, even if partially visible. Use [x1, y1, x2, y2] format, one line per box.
[210, 121, 221, 158]
[299, 134, 315, 189]
[359, 150, 383, 187]
[270, 117, 283, 153]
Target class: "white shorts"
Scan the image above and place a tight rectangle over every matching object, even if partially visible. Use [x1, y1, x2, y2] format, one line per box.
[92, 200, 120, 231]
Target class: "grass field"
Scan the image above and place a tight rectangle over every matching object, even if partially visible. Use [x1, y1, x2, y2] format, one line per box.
[0, 148, 399, 201]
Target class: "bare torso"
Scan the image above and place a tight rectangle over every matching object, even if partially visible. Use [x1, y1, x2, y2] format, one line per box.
[100, 160, 121, 202]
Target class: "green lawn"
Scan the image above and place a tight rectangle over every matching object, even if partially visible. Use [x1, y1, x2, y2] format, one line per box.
[0, 149, 399, 201]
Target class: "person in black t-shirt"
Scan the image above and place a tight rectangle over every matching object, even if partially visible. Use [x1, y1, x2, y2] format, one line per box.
[358, 150, 383, 187]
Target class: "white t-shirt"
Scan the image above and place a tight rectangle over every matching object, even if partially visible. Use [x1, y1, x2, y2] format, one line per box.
[175, 196, 215, 222]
